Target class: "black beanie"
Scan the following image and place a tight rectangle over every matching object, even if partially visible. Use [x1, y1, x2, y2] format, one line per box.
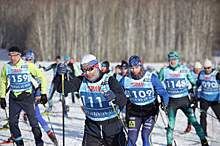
[8, 46, 21, 55]
[121, 60, 129, 68]
[56, 56, 61, 60]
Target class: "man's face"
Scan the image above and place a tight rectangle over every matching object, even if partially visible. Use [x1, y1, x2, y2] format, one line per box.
[101, 66, 107, 73]
[170, 59, 177, 67]
[194, 68, 201, 74]
[70, 58, 74, 64]
[204, 66, 212, 74]
[9, 54, 20, 65]
[82, 66, 96, 79]
[130, 66, 141, 75]
[115, 68, 121, 74]
[65, 60, 68, 64]
[56, 59, 61, 64]
[26, 58, 34, 63]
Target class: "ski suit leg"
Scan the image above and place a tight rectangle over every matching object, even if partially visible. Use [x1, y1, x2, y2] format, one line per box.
[127, 116, 142, 146]
[210, 101, 220, 122]
[181, 103, 206, 140]
[9, 97, 22, 140]
[167, 98, 178, 145]
[35, 104, 50, 132]
[21, 94, 43, 146]
[48, 82, 56, 100]
[142, 115, 157, 146]
[200, 98, 209, 135]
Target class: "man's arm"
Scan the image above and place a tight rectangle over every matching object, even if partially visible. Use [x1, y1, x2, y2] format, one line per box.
[108, 76, 127, 106]
[0, 65, 8, 98]
[158, 67, 165, 82]
[28, 63, 47, 94]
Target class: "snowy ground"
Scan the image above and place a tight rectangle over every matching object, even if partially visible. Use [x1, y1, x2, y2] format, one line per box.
[0, 49, 219, 146]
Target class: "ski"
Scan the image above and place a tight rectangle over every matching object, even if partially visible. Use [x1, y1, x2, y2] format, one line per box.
[0, 140, 31, 145]
[0, 127, 9, 131]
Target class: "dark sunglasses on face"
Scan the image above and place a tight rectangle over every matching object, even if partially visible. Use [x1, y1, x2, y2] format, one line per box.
[82, 66, 95, 73]
[204, 67, 211, 70]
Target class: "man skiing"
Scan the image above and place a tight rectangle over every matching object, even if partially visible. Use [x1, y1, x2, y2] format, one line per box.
[184, 61, 202, 133]
[0, 46, 47, 146]
[196, 59, 220, 137]
[54, 54, 127, 146]
[101, 61, 114, 76]
[120, 55, 169, 146]
[158, 51, 208, 146]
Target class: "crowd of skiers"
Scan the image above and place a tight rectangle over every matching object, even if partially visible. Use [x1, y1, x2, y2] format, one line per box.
[1, 46, 220, 146]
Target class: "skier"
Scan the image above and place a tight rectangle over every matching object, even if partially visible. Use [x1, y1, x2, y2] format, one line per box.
[120, 55, 169, 146]
[26, 50, 58, 144]
[44, 55, 62, 112]
[158, 51, 208, 146]
[70, 57, 81, 76]
[101, 61, 114, 76]
[54, 54, 127, 146]
[184, 61, 202, 133]
[0, 46, 47, 146]
[196, 59, 220, 137]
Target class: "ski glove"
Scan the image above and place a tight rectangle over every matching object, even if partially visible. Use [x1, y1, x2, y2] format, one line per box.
[1, 98, 6, 109]
[190, 97, 198, 108]
[41, 94, 47, 105]
[57, 63, 67, 75]
[103, 90, 116, 102]
[161, 102, 169, 114]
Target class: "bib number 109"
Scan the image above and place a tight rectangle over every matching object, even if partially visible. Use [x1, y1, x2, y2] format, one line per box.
[132, 90, 152, 98]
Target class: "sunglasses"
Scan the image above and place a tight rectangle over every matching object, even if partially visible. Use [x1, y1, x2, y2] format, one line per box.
[26, 59, 33, 61]
[121, 67, 127, 69]
[168, 58, 177, 61]
[82, 66, 95, 73]
[204, 67, 211, 70]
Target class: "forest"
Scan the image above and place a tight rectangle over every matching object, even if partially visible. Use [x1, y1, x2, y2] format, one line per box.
[0, 0, 220, 63]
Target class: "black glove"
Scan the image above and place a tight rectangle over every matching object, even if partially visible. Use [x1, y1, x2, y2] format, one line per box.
[57, 63, 67, 75]
[216, 72, 220, 80]
[191, 97, 198, 108]
[1, 98, 6, 109]
[188, 88, 193, 94]
[41, 94, 47, 105]
[103, 90, 116, 102]
[161, 102, 169, 114]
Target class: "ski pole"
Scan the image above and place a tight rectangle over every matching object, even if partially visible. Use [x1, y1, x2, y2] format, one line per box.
[165, 115, 177, 146]
[197, 107, 218, 120]
[62, 74, 65, 146]
[159, 109, 168, 130]
[211, 109, 214, 137]
[110, 101, 134, 146]
[101, 91, 134, 146]
[4, 109, 9, 120]
[44, 105, 56, 138]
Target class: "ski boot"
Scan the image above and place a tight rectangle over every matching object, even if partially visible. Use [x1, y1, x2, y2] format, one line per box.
[15, 139, 24, 146]
[1, 122, 9, 130]
[66, 105, 69, 113]
[47, 130, 58, 145]
[6, 137, 15, 143]
[184, 124, 191, 133]
[201, 139, 209, 146]
[46, 99, 53, 113]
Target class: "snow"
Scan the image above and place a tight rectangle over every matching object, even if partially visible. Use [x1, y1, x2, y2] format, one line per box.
[0, 49, 219, 146]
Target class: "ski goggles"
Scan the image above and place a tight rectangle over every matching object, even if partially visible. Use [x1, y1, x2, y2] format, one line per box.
[168, 57, 177, 61]
[121, 67, 127, 69]
[101, 63, 107, 67]
[81, 65, 97, 73]
[204, 67, 211, 70]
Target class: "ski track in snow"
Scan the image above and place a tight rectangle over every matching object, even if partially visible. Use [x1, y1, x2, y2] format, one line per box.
[0, 49, 219, 146]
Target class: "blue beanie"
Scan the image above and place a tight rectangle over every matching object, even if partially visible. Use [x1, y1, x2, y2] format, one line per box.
[129, 55, 142, 67]
[64, 56, 70, 61]
[26, 50, 35, 60]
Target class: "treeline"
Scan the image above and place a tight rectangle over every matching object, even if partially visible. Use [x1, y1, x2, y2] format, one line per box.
[0, 0, 219, 62]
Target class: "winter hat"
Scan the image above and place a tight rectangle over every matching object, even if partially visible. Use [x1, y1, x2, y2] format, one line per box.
[8, 46, 21, 55]
[204, 59, 212, 67]
[101, 61, 110, 69]
[80, 54, 99, 69]
[115, 65, 121, 69]
[168, 51, 179, 68]
[194, 62, 202, 69]
[26, 50, 35, 60]
[121, 60, 129, 69]
[64, 56, 70, 61]
[129, 55, 142, 67]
